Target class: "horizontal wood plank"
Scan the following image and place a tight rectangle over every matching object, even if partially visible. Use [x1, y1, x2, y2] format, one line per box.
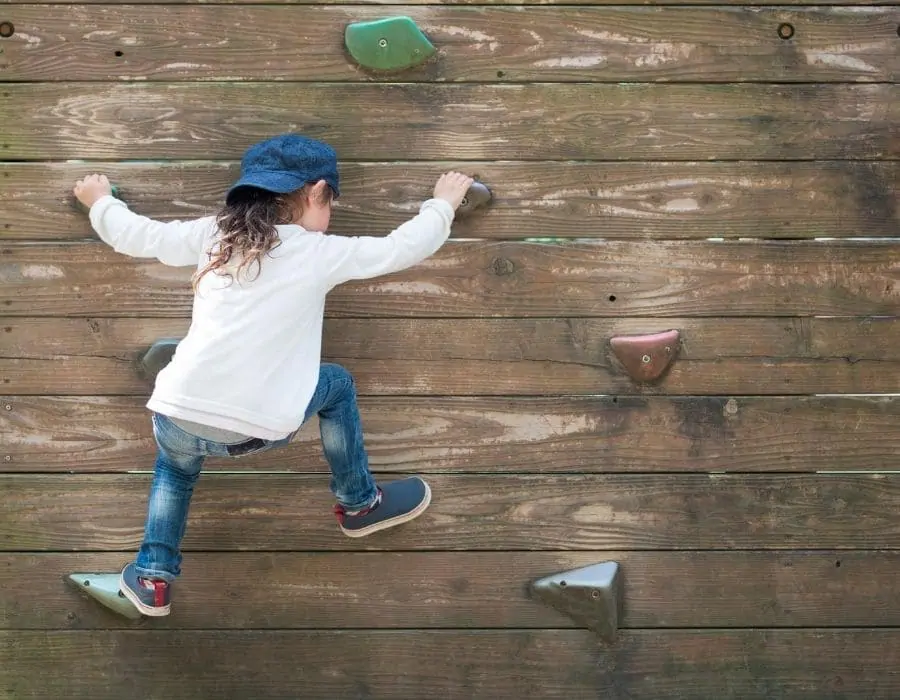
[3, 630, 900, 699]
[3, 7, 898, 83]
[5, 551, 898, 629]
[3, 241, 898, 318]
[2, 83, 896, 161]
[3, 473, 900, 551]
[4, 161, 898, 241]
[3, 395, 899, 473]
[3, 317, 899, 396]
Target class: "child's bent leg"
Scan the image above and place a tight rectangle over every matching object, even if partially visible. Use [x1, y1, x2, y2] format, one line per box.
[305, 362, 378, 511]
[307, 363, 431, 537]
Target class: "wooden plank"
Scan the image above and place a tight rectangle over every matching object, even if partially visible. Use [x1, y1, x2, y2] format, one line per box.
[4, 396, 900, 474]
[3, 241, 898, 318]
[3, 317, 899, 397]
[3, 7, 897, 83]
[3, 0, 892, 6]
[5, 551, 899, 629]
[2, 83, 896, 161]
[4, 161, 898, 242]
[3, 473, 900, 551]
[3, 630, 900, 699]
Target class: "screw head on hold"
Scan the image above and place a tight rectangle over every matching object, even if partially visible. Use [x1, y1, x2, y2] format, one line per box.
[378, 38, 388, 47]
[641, 354, 651, 364]
[4, 404, 11, 411]
[0, 22, 13, 38]
[777, 23, 795, 40]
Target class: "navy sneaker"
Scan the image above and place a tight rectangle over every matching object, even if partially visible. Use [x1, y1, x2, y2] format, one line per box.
[119, 563, 171, 617]
[334, 477, 431, 538]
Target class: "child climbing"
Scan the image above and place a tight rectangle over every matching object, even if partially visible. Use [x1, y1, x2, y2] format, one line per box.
[72, 133, 474, 617]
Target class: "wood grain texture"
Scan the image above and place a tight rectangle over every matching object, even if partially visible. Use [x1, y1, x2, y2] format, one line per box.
[2, 83, 897, 161]
[3, 241, 898, 318]
[4, 161, 898, 242]
[3, 473, 900, 551]
[5, 395, 899, 473]
[5, 551, 899, 629]
[3, 6, 898, 82]
[3, 317, 899, 396]
[4, 630, 900, 699]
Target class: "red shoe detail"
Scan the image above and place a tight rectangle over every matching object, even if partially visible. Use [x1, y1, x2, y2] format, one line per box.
[153, 581, 167, 607]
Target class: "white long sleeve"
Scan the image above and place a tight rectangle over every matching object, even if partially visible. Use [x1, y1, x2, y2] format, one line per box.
[89, 195, 213, 267]
[322, 198, 455, 288]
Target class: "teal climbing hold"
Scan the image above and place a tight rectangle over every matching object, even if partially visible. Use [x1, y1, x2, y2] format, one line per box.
[344, 16, 435, 72]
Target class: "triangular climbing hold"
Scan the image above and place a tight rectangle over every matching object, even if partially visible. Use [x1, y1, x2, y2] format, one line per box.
[65, 572, 144, 620]
[530, 561, 623, 643]
[345, 16, 436, 72]
[610, 329, 681, 383]
[140, 338, 181, 381]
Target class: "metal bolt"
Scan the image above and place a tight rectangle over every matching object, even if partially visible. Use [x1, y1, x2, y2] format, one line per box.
[461, 197, 469, 206]
[641, 354, 651, 364]
[4, 404, 10, 410]
[591, 589, 601, 599]
[378, 38, 388, 47]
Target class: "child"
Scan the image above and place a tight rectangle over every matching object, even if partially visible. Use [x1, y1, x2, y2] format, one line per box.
[72, 133, 474, 617]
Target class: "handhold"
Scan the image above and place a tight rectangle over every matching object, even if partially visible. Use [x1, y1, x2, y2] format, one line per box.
[73, 184, 121, 214]
[457, 181, 493, 216]
[344, 16, 436, 72]
[65, 572, 143, 620]
[140, 338, 180, 381]
[610, 329, 681, 383]
[530, 561, 623, 643]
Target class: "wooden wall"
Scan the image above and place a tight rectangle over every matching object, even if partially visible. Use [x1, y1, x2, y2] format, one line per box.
[1, 0, 898, 696]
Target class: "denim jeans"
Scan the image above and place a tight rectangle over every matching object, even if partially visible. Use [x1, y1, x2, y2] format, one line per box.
[134, 362, 378, 582]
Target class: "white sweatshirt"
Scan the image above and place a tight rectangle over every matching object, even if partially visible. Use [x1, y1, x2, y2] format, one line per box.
[89, 194, 456, 440]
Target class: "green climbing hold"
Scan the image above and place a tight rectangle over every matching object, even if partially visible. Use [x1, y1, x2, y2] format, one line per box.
[344, 16, 435, 72]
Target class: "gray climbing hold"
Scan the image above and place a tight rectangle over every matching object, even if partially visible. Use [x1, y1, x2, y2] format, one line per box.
[65, 572, 143, 620]
[140, 338, 180, 381]
[530, 561, 623, 643]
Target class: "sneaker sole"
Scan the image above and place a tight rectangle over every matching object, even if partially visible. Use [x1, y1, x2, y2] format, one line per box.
[340, 480, 432, 538]
[118, 572, 171, 617]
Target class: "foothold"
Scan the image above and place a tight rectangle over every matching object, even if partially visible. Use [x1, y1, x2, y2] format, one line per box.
[0, 22, 14, 38]
[457, 181, 493, 216]
[140, 338, 181, 381]
[610, 329, 681, 383]
[65, 573, 143, 620]
[344, 16, 436, 72]
[530, 561, 623, 643]
[73, 184, 121, 214]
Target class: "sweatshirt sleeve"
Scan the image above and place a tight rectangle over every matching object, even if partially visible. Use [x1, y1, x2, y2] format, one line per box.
[88, 195, 214, 267]
[323, 197, 455, 288]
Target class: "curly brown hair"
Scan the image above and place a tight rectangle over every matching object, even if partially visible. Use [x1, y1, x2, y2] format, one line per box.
[193, 183, 332, 290]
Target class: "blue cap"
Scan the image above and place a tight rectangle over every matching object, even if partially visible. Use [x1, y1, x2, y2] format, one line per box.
[226, 133, 340, 203]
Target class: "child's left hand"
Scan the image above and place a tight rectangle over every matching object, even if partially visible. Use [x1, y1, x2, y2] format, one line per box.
[73, 174, 113, 211]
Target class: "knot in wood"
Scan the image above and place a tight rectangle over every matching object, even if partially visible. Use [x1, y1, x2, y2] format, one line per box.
[724, 399, 739, 416]
[490, 257, 515, 276]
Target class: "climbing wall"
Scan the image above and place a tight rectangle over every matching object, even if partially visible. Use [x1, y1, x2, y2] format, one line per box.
[1, 0, 899, 696]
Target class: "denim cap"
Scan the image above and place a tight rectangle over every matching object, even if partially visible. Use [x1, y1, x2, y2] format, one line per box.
[226, 133, 340, 203]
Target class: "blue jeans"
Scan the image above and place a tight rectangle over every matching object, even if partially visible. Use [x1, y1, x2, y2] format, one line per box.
[134, 363, 378, 582]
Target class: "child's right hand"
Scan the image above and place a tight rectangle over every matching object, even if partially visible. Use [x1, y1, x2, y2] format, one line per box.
[433, 171, 475, 211]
